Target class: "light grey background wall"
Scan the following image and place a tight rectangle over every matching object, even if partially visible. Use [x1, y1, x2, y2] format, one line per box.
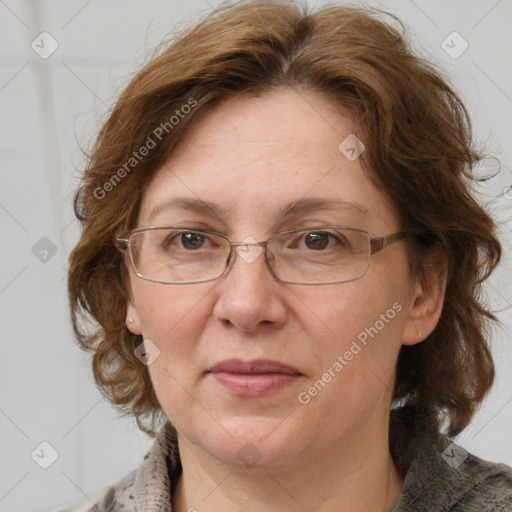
[1, 1, 511, 510]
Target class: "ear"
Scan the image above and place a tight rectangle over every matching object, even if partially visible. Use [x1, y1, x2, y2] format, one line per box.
[401, 246, 448, 346]
[126, 300, 143, 335]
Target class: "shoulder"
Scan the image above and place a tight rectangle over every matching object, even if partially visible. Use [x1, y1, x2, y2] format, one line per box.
[393, 428, 512, 512]
[452, 451, 512, 511]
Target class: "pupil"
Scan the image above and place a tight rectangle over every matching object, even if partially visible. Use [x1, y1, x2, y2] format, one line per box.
[305, 233, 328, 250]
[182, 233, 204, 250]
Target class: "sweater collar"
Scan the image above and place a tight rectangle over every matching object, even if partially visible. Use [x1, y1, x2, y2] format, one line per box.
[134, 421, 181, 511]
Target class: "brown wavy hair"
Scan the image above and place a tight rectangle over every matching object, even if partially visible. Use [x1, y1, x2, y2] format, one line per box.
[68, 0, 502, 456]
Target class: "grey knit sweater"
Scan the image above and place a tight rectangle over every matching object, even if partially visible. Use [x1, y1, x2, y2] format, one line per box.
[60, 420, 512, 511]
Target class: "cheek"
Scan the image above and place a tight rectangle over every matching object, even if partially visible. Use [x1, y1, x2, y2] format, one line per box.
[134, 281, 213, 337]
[294, 279, 406, 408]
[132, 282, 216, 379]
[297, 279, 404, 355]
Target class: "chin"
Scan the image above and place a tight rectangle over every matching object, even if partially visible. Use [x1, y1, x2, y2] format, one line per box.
[188, 414, 306, 470]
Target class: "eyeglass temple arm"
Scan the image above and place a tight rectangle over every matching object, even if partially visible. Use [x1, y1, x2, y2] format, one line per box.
[370, 231, 414, 255]
[116, 237, 130, 250]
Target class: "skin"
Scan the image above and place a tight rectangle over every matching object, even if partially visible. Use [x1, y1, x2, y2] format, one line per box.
[126, 87, 447, 512]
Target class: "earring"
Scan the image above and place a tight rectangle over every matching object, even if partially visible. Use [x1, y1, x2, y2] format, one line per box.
[128, 318, 134, 324]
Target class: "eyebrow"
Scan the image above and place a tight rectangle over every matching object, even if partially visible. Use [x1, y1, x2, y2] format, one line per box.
[278, 197, 369, 219]
[147, 196, 369, 223]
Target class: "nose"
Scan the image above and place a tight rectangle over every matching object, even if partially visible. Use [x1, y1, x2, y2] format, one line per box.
[212, 241, 288, 332]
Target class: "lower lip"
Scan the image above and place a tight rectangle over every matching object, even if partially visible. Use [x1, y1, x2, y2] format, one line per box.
[209, 372, 301, 396]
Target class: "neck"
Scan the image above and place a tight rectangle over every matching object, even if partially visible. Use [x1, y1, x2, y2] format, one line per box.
[172, 423, 403, 512]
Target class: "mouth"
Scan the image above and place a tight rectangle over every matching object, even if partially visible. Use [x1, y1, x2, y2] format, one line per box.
[206, 359, 303, 397]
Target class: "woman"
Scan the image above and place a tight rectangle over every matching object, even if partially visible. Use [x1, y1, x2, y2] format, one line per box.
[64, 1, 512, 510]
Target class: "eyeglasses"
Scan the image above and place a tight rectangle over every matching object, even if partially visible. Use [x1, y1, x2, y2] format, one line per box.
[116, 226, 415, 285]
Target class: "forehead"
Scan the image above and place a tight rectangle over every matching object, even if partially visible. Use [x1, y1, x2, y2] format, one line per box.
[138, 88, 399, 233]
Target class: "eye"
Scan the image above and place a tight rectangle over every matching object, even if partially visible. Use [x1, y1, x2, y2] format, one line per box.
[292, 231, 344, 251]
[303, 232, 331, 250]
[164, 231, 215, 251]
[179, 232, 207, 250]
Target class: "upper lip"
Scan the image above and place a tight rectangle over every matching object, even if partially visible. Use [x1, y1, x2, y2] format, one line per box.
[207, 359, 301, 375]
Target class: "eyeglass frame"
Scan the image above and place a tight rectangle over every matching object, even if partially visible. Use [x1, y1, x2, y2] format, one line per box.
[116, 225, 418, 285]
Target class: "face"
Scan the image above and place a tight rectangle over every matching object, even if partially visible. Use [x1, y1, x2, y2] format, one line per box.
[126, 87, 428, 470]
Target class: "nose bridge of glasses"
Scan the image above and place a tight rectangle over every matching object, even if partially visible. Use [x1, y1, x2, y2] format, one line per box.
[229, 240, 268, 248]
[226, 238, 269, 269]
